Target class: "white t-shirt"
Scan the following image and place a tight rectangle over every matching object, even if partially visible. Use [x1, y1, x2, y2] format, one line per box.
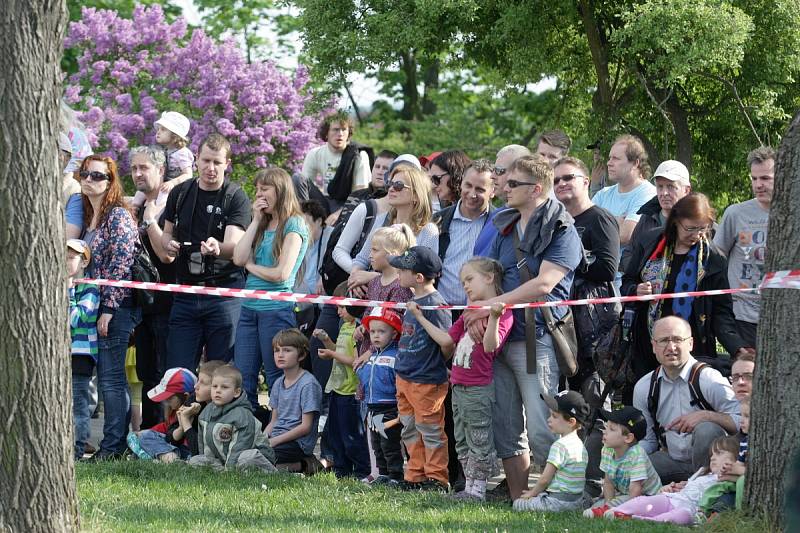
[593, 180, 657, 223]
[301, 144, 370, 194]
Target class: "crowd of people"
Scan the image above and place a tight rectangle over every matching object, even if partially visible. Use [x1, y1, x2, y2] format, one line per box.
[63, 104, 771, 524]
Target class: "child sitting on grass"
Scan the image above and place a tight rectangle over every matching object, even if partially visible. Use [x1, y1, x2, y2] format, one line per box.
[266, 329, 324, 474]
[355, 308, 405, 484]
[605, 435, 740, 524]
[584, 406, 662, 517]
[513, 391, 590, 512]
[189, 365, 277, 472]
[127, 367, 197, 463]
[313, 286, 370, 479]
[390, 246, 453, 491]
[407, 257, 514, 501]
[176, 359, 225, 456]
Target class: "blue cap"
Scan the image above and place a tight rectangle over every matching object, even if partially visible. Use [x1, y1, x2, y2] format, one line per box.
[389, 246, 442, 279]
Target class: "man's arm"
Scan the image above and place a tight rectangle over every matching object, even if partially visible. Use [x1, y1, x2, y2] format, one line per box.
[618, 218, 638, 246]
[487, 260, 568, 305]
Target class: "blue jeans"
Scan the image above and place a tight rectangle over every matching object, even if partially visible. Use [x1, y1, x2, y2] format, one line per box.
[138, 429, 189, 459]
[234, 305, 296, 408]
[166, 291, 243, 371]
[327, 392, 370, 479]
[97, 306, 141, 454]
[72, 373, 92, 459]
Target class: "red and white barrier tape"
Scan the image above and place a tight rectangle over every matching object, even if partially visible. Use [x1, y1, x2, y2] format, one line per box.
[74, 269, 800, 310]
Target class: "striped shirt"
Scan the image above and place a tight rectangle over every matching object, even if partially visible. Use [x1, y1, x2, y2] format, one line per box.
[600, 443, 662, 496]
[546, 431, 587, 495]
[437, 202, 491, 305]
[69, 283, 100, 361]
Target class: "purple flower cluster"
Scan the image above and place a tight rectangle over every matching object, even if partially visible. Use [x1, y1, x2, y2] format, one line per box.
[63, 5, 326, 178]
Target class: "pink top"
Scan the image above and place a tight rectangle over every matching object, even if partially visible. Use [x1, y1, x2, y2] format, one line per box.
[449, 309, 514, 386]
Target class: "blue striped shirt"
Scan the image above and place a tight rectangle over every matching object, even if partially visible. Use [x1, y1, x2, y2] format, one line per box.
[69, 283, 100, 362]
[438, 202, 492, 305]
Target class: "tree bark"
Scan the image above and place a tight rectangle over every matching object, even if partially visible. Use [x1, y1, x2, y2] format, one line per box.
[399, 50, 419, 121]
[421, 58, 439, 116]
[744, 110, 800, 529]
[0, 1, 78, 532]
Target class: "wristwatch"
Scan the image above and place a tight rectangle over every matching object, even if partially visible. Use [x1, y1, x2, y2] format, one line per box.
[142, 218, 157, 229]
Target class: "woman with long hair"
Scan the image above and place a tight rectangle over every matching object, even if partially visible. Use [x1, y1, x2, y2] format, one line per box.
[233, 168, 309, 406]
[78, 154, 140, 460]
[623, 192, 748, 380]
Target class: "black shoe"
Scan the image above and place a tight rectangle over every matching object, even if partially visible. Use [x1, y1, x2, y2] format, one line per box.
[83, 450, 126, 463]
[486, 478, 511, 502]
[418, 478, 449, 493]
[398, 480, 422, 491]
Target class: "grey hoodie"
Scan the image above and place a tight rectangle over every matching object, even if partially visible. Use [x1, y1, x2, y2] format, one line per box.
[197, 392, 275, 466]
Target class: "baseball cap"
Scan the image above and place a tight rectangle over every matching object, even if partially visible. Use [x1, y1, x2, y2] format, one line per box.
[653, 160, 690, 185]
[66, 239, 91, 262]
[361, 308, 403, 336]
[155, 111, 191, 141]
[384, 154, 422, 181]
[419, 151, 442, 168]
[147, 367, 197, 402]
[601, 406, 648, 442]
[540, 390, 591, 425]
[389, 246, 443, 279]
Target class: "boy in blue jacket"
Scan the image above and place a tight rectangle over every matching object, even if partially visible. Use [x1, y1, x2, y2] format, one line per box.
[356, 308, 404, 484]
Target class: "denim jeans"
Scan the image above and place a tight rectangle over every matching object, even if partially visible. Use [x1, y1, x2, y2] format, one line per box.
[234, 305, 296, 408]
[97, 306, 141, 454]
[138, 429, 189, 459]
[136, 311, 170, 429]
[327, 392, 371, 479]
[166, 291, 242, 371]
[72, 373, 92, 459]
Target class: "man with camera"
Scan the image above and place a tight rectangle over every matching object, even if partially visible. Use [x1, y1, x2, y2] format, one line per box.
[161, 133, 251, 370]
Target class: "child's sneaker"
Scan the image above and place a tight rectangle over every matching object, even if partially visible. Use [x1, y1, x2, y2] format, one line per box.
[418, 478, 449, 493]
[450, 490, 482, 502]
[583, 504, 610, 518]
[369, 475, 392, 486]
[603, 509, 631, 520]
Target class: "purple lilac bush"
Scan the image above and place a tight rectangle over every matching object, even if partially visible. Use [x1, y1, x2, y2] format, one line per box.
[63, 4, 325, 178]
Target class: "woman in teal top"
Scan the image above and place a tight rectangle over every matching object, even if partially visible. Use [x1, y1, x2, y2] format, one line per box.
[233, 168, 309, 407]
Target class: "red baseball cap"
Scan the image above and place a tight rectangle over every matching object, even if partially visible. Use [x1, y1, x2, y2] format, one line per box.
[147, 367, 197, 402]
[419, 151, 442, 168]
[362, 308, 403, 336]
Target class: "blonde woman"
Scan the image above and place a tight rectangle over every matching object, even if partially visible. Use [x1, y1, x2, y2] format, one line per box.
[233, 168, 309, 404]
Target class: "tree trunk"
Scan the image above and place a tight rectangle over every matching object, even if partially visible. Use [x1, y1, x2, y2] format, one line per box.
[0, 1, 78, 532]
[399, 50, 419, 121]
[421, 58, 439, 116]
[744, 110, 800, 528]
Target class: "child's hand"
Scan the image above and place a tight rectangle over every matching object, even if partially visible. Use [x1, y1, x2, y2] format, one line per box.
[353, 352, 370, 370]
[353, 325, 365, 343]
[159, 180, 177, 194]
[406, 301, 422, 317]
[312, 329, 330, 341]
[318, 348, 335, 360]
[183, 402, 201, 418]
[489, 302, 505, 318]
[518, 488, 537, 499]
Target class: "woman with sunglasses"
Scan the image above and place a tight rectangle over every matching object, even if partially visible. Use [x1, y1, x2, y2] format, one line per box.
[78, 155, 141, 460]
[348, 165, 438, 293]
[429, 150, 471, 209]
[622, 192, 748, 384]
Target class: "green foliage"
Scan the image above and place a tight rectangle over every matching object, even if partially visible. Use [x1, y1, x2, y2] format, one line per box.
[195, 0, 277, 63]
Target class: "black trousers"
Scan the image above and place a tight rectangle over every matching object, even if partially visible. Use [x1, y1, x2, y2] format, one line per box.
[368, 404, 404, 480]
[135, 311, 170, 429]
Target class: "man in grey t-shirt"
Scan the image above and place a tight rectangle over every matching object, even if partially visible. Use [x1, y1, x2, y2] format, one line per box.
[713, 146, 774, 348]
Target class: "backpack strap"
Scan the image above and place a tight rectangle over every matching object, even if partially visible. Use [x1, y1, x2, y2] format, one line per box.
[687, 362, 713, 411]
[352, 199, 377, 258]
[647, 366, 666, 448]
[434, 206, 456, 263]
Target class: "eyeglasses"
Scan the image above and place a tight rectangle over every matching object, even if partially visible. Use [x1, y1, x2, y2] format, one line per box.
[678, 222, 710, 234]
[430, 173, 448, 186]
[506, 179, 537, 189]
[388, 180, 411, 192]
[554, 174, 583, 185]
[729, 373, 754, 383]
[493, 166, 508, 176]
[79, 170, 111, 182]
[653, 335, 692, 347]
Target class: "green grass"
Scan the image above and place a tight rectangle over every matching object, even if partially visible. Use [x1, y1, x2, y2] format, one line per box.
[76, 462, 770, 532]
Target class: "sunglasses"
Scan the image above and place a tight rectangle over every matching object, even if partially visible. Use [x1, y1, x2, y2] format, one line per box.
[493, 166, 507, 176]
[430, 172, 448, 186]
[506, 179, 537, 189]
[388, 180, 411, 192]
[553, 173, 583, 185]
[79, 170, 111, 182]
[679, 222, 710, 234]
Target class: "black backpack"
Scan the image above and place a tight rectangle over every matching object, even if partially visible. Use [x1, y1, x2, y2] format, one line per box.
[647, 362, 713, 448]
[319, 199, 377, 294]
[131, 238, 160, 310]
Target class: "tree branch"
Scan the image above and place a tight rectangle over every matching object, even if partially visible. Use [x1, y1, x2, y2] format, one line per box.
[697, 71, 763, 146]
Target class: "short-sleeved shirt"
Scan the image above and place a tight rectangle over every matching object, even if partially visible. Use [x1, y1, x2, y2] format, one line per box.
[164, 146, 194, 181]
[545, 431, 587, 495]
[592, 181, 657, 223]
[600, 443, 662, 496]
[269, 371, 322, 456]
[65, 193, 84, 229]
[243, 215, 309, 311]
[326, 321, 359, 395]
[301, 143, 370, 193]
[448, 309, 514, 386]
[395, 291, 453, 384]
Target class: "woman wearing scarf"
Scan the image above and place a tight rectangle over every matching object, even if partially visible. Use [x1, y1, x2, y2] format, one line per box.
[622, 192, 748, 382]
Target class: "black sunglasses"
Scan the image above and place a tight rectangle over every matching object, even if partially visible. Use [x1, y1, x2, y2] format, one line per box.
[388, 180, 411, 192]
[79, 170, 111, 182]
[553, 173, 584, 185]
[430, 172, 448, 186]
[506, 179, 537, 189]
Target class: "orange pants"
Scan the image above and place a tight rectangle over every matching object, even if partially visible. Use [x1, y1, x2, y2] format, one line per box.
[396, 377, 449, 484]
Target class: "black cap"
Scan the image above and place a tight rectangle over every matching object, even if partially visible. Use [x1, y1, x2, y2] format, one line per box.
[541, 391, 591, 425]
[389, 246, 442, 279]
[601, 406, 647, 442]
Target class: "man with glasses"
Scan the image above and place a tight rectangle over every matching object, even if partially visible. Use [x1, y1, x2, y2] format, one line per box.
[633, 316, 741, 483]
[464, 154, 582, 500]
[491, 144, 531, 204]
[713, 146, 775, 349]
[729, 353, 755, 400]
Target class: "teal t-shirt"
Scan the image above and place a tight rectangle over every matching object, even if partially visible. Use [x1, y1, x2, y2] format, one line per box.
[243, 215, 308, 311]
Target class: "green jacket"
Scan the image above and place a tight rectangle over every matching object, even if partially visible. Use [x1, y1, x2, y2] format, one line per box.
[197, 393, 275, 466]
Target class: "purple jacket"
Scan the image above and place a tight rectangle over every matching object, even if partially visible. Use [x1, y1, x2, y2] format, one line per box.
[89, 206, 137, 314]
